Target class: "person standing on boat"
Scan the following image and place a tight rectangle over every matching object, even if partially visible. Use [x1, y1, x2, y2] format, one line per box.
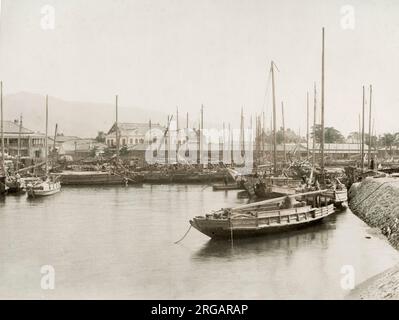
[223, 173, 229, 186]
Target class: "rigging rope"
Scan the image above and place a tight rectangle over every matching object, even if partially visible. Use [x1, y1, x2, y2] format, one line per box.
[174, 225, 192, 244]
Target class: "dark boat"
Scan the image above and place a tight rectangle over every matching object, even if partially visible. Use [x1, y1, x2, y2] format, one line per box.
[6, 175, 26, 194]
[190, 189, 335, 239]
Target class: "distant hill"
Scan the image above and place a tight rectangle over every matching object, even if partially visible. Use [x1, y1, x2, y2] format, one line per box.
[3, 92, 168, 138]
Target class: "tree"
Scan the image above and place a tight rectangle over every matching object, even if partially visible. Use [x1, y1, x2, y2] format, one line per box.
[96, 131, 106, 143]
[311, 125, 345, 143]
[379, 133, 395, 155]
[347, 132, 378, 148]
[262, 128, 303, 145]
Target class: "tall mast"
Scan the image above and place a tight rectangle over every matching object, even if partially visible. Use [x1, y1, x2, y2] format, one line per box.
[176, 106, 179, 132]
[52, 123, 58, 168]
[361, 86, 365, 172]
[312, 83, 317, 169]
[358, 113, 361, 159]
[176, 107, 179, 163]
[166, 115, 170, 165]
[0, 81, 4, 176]
[240, 107, 245, 157]
[320, 27, 325, 183]
[281, 101, 286, 162]
[229, 123, 233, 165]
[200, 105, 204, 165]
[16, 114, 23, 171]
[368, 85, 372, 168]
[262, 111, 265, 157]
[115, 95, 119, 162]
[271, 61, 277, 174]
[149, 119, 152, 144]
[45, 95, 49, 175]
[186, 112, 189, 149]
[306, 91, 310, 159]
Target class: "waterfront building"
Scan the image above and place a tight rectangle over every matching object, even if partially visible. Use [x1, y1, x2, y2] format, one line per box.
[0, 119, 46, 161]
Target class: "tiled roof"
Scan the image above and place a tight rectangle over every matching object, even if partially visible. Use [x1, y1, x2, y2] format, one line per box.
[49, 136, 81, 143]
[107, 122, 165, 136]
[3, 120, 34, 134]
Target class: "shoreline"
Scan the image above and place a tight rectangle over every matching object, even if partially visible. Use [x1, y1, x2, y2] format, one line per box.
[348, 177, 399, 299]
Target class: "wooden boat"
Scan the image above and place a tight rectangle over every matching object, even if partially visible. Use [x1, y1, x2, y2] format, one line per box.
[52, 171, 127, 186]
[6, 175, 26, 194]
[321, 188, 347, 207]
[212, 182, 244, 191]
[190, 189, 335, 239]
[27, 95, 61, 198]
[27, 176, 61, 197]
[0, 176, 8, 195]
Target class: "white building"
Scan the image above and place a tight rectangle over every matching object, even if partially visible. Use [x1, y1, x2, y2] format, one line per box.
[106, 122, 165, 148]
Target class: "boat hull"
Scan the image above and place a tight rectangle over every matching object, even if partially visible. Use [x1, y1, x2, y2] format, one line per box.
[190, 204, 335, 239]
[28, 188, 61, 197]
[52, 172, 126, 186]
[212, 183, 244, 191]
[27, 181, 61, 198]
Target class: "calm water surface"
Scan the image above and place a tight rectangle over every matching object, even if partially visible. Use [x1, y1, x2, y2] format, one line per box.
[0, 184, 398, 299]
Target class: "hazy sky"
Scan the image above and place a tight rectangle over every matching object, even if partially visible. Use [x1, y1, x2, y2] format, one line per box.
[1, 0, 399, 136]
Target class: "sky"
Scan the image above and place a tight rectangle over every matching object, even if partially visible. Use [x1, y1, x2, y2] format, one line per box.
[1, 0, 399, 136]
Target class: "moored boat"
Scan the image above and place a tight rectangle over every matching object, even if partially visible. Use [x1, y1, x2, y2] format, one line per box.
[52, 171, 127, 186]
[27, 95, 62, 198]
[27, 176, 61, 197]
[190, 189, 335, 239]
[6, 175, 26, 194]
[212, 182, 244, 191]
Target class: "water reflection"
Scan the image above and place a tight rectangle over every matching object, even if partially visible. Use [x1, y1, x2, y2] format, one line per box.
[193, 216, 337, 260]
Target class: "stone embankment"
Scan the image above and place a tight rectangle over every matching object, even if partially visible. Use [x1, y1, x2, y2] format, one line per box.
[348, 177, 399, 299]
[350, 177, 399, 249]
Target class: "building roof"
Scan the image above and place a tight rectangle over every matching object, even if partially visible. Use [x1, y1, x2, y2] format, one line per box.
[60, 139, 107, 152]
[107, 122, 165, 136]
[3, 120, 34, 134]
[49, 135, 81, 143]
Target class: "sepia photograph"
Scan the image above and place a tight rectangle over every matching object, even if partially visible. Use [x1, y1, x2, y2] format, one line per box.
[1, 0, 399, 309]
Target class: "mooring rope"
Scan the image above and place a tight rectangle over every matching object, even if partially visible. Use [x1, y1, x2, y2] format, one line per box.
[174, 225, 192, 244]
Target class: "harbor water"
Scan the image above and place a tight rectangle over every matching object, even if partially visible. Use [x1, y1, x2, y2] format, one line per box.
[0, 184, 398, 299]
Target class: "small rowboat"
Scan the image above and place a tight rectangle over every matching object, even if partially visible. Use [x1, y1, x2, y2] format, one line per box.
[190, 189, 335, 239]
[27, 176, 61, 198]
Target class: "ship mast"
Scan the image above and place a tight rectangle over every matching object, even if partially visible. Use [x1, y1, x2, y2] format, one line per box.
[17, 114, 23, 171]
[271, 61, 277, 175]
[320, 28, 325, 184]
[312, 83, 317, 169]
[368, 85, 372, 168]
[306, 92, 310, 159]
[361, 86, 365, 172]
[0, 82, 4, 177]
[45, 95, 49, 176]
[115, 95, 120, 163]
[281, 101, 286, 163]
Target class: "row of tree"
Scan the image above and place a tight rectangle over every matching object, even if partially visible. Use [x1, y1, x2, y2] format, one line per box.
[258, 125, 399, 153]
